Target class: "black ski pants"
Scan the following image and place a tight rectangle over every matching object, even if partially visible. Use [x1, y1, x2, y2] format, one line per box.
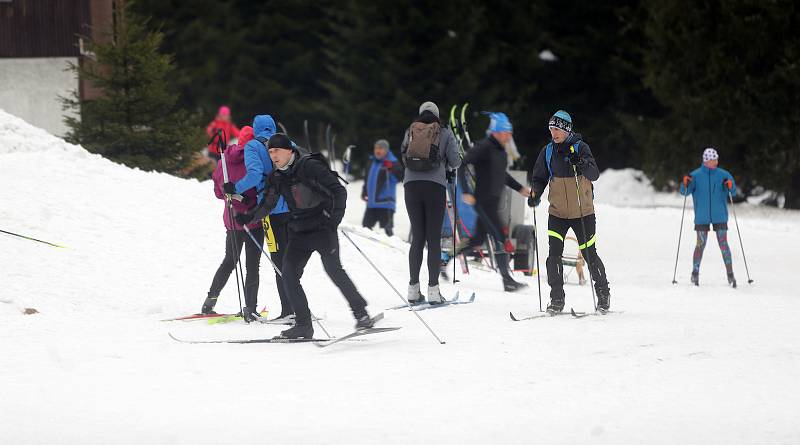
[362, 208, 395, 237]
[281, 228, 367, 325]
[467, 196, 505, 250]
[266, 213, 293, 316]
[405, 180, 446, 287]
[546, 214, 609, 299]
[208, 226, 264, 309]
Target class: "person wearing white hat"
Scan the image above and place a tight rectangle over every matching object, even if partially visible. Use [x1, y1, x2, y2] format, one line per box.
[679, 147, 738, 287]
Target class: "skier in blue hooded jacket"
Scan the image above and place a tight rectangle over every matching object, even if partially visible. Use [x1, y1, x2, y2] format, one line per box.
[223, 114, 294, 321]
[679, 147, 738, 287]
[361, 139, 404, 236]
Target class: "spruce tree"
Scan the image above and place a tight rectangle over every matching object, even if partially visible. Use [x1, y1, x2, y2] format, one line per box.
[62, 5, 204, 176]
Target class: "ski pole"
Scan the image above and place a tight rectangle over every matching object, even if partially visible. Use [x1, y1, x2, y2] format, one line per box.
[340, 230, 446, 345]
[570, 153, 598, 311]
[672, 193, 688, 284]
[450, 177, 460, 283]
[242, 226, 283, 277]
[218, 129, 246, 321]
[0, 229, 66, 248]
[728, 192, 754, 284]
[531, 202, 543, 312]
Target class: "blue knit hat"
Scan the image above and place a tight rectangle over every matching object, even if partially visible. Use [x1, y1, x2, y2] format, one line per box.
[485, 112, 513, 133]
[548, 110, 572, 132]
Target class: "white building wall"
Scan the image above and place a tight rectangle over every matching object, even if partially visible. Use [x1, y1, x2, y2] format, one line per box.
[0, 57, 79, 137]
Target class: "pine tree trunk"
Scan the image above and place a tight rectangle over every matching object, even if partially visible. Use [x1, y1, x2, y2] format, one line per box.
[785, 169, 800, 209]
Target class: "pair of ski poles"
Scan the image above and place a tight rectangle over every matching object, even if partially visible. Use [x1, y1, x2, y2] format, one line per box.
[671, 187, 753, 284]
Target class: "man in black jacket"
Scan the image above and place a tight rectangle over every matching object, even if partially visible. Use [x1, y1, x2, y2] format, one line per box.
[459, 112, 530, 292]
[238, 133, 373, 339]
[529, 110, 610, 313]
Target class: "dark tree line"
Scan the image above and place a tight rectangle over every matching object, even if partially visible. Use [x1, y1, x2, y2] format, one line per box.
[125, 0, 798, 207]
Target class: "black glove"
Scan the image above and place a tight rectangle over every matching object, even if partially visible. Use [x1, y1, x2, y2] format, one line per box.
[527, 195, 541, 208]
[445, 169, 456, 183]
[234, 212, 254, 226]
[223, 182, 236, 195]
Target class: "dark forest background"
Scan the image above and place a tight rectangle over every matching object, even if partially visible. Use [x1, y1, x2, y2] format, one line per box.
[125, 0, 798, 207]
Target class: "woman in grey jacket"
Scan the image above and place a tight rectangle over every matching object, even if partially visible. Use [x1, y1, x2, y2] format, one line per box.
[400, 101, 461, 304]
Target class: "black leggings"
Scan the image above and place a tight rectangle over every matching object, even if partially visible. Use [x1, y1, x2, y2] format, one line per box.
[208, 226, 264, 309]
[545, 214, 608, 296]
[405, 180, 446, 286]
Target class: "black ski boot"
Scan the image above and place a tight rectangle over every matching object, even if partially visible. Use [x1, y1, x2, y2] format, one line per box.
[354, 308, 375, 330]
[497, 252, 527, 292]
[691, 271, 699, 286]
[277, 321, 314, 339]
[242, 306, 263, 322]
[596, 288, 611, 314]
[727, 272, 737, 288]
[503, 275, 528, 292]
[547, 289, 565, 315]
[200, 296, 218, 315]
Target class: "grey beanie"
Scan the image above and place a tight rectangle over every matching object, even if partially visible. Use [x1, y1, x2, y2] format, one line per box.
[419, 101, 439, 118]
[374, 139, 390, 150]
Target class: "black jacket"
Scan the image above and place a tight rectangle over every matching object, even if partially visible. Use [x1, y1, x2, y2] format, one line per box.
[255, 151, 347, 233]
[460, 135, 523, 199]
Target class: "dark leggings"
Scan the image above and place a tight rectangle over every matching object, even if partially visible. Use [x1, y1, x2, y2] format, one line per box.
[208, 226, 264, 309]
[405, 180, 446, 286]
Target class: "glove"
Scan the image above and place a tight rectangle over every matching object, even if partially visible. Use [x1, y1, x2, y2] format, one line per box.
[682, 175, 692, 187]
[567, 151, 583, 166]
[723, 179, 733, 190]
[445, 169, 456, 183]
[382, 159, 393, 169]
[527, 195, 541, 208]
[223, 182, 236, 195]
[234, 212, 254, 226]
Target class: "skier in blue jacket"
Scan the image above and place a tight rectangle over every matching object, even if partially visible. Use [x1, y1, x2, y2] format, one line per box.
[361, 139, 404, 236]
[679, 147, 738, 287]
[223, 114, 294, 321]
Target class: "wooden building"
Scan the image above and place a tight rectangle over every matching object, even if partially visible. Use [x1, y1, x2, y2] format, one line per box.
[0, 0, 113, 136]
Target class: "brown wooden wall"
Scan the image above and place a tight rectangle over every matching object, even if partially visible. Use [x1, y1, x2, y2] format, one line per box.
[0, 0, 92, 57]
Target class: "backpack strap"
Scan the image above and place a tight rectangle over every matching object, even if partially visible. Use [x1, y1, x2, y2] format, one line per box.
[545, 140, 582, 179]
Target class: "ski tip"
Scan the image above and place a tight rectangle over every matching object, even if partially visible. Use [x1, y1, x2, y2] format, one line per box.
[509, 312, 519, 321]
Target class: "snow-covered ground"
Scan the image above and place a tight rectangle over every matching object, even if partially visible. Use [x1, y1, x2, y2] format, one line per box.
[1, 109, 799, 444]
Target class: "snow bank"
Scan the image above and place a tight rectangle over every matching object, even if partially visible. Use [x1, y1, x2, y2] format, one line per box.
[1, 111, 799, 445]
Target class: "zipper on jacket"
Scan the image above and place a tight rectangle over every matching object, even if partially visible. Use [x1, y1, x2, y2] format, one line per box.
[708, 171, 713, 224]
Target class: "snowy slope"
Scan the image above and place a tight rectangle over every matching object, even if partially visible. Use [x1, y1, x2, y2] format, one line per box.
[1, 109, 799, 444]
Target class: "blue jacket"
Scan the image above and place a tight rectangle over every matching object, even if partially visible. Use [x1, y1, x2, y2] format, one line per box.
[362, 150, 403, 210]
[680, 165, 737, 225]
[234, 115, 288, 214]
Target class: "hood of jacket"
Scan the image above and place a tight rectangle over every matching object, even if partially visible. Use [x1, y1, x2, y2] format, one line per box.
[252, 115, 276, 140]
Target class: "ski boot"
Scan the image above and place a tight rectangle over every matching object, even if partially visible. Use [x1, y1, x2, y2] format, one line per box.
[596, 288, 611, 314]
[242, 306, 263, 322]
[268, 313, 295, 324]
[727, 272, 737, 288]
[277, 321, 314, 339]
[200, 296, 218, 315]
[546, 290, 565, 315]
[503, 275, 528, 292]
[691, 271, 699, 286]
[408, 282, 425, 305]
[427, 284, 446, 305]
[354, 308, 375, 330]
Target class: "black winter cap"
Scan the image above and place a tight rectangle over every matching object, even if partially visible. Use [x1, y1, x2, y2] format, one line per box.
[267, 133, 292, 150]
